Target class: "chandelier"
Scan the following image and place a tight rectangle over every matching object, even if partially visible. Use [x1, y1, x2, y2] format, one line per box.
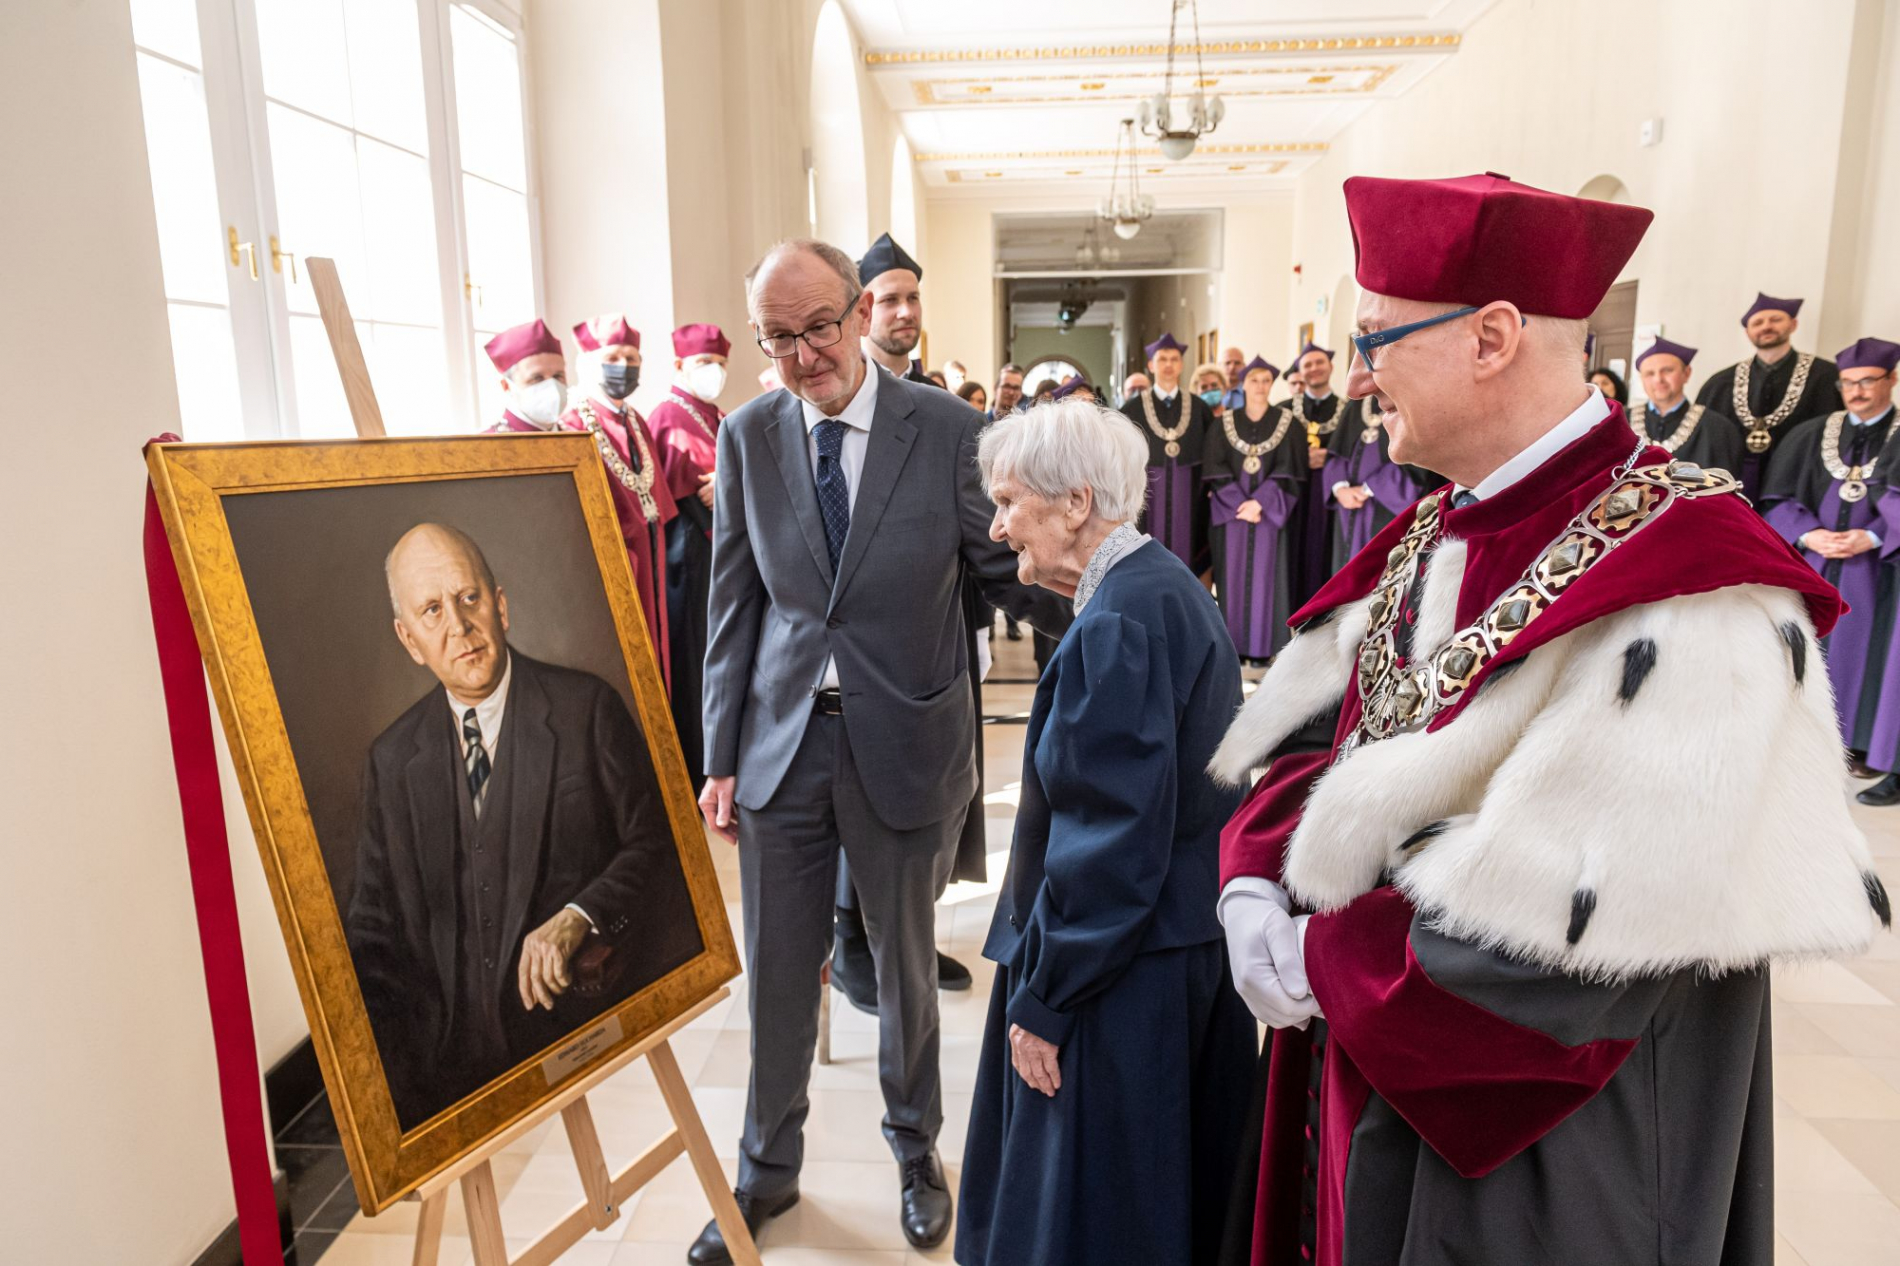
[1138, 0, 1225, 161]
[1096, 119, 1155, 240]
[1074, 221, 1122, 268]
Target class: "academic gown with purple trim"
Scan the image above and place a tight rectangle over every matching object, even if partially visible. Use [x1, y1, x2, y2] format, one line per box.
[1203, 406, 1305, 660]
[1857, 451, 1900, 772]
[1121, 390, 1214, 573]
[1286, 393, 1342, 608]
[1698, 354, 1843, 501]
[1320, 400, 1424, 571]
[559, 397, 678, 690]
[1761, 408, 1897, 751]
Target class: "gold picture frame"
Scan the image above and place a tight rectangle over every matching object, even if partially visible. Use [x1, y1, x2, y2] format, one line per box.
[146, 431, 739, 1214]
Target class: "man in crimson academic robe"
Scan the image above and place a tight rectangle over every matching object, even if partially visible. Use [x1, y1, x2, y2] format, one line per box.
[482, 318, 569, 433]
[1119, 333, 1212, 573]
[559, 314, 677, 686]
[1629, 337, 1744, 473]
[1697, 292, 1843, 497]
[1207, 172, 1888, 1266]
[648, 323, 732, 791]
[1286, 341, 1344, 607]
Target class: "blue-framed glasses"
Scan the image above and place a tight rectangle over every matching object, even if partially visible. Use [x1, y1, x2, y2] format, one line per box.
[1350, 307, 1529, 373]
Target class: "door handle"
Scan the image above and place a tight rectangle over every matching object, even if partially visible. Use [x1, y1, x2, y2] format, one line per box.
[270, 235, 298, 283]
[227, 226, 258, 280]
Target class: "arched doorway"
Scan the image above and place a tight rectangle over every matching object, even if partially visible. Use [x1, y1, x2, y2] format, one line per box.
[810, 1, 868, 250]
[889, 134, 918, 255]
[1577, 174, 1632, 204]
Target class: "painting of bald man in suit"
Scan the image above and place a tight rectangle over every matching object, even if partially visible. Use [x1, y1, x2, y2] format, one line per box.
[148, 436, 737, 1205]
[348, 522, 702, 1128]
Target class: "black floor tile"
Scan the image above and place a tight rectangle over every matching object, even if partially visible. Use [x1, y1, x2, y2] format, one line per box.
[276, 1092, 341, 1146]
[303, 1176, 367, 1232]
[280, 1146, 350, 1230]
[285, 1229, 337, 1264]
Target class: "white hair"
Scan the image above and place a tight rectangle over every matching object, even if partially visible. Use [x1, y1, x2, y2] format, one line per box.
[976, 398, 1149, 522]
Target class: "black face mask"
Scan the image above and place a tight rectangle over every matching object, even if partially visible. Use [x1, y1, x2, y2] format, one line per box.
[599, 362, 640, 400]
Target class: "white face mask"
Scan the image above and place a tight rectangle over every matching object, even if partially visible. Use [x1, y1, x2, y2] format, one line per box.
[687, 362, 728, 402]
[509, 377, 567, 427]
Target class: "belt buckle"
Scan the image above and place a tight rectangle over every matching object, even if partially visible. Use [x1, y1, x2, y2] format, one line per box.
[813, 689, 844, 716]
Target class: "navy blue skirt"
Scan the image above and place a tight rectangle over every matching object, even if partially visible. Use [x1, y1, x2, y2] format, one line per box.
[955, 939, 1258, 1265]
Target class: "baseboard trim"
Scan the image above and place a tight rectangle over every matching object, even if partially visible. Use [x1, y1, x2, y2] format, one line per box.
[265, 1038, 323, 1137]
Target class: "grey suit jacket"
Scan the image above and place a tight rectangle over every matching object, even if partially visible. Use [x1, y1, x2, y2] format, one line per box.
[703, 367, 1065, 830]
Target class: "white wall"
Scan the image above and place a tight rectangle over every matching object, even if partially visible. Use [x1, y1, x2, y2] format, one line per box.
[1840, 0, 1899, 343]
[1221, 197, 1296, 377]
[921, 202, 1001, 386]
[0, 1, 246, 1260]
[1285, 0, 1866, 371]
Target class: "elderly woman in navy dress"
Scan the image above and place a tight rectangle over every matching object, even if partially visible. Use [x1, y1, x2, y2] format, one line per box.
[955, 398, 1257, 1266]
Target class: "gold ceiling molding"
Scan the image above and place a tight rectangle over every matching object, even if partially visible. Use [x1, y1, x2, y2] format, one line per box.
[916, 141, 1327, 163]
[865, 34, 1460, 66]
[908, 62, 1400, 106]
[945, 158, 1292, 182]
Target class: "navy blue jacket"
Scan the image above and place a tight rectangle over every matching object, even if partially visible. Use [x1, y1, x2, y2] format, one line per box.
[983, 540, 1243, 1043]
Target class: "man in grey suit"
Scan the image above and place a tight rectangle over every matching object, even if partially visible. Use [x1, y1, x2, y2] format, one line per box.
[689, 239, 1065, 1262]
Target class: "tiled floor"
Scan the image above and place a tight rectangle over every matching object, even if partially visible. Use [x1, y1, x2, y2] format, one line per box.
[313, 633, 1900, 1266]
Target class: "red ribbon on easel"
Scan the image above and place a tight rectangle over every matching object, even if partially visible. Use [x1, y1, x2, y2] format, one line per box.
[143, 447, 286, 1265]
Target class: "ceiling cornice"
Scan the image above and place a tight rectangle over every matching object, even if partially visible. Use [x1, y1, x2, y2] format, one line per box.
[864, 34, 1460, 66]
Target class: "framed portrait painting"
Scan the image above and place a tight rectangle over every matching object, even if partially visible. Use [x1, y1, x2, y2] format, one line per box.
[147, 432, 739, 1212]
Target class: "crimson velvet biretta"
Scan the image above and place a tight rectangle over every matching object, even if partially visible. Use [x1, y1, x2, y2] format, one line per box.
[1742, 292, 1803, 327]
[571, 313, 640, 352]
[671, 323, 731, 358]
[483, 318, 562, 373]
[1837, 337, 1900, 374]
[1343, 172, 1653, 319]
[1635, 337, 1697, 370]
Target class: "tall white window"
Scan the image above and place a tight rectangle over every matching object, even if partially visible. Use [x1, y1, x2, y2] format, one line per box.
[128, 0, 541, 440]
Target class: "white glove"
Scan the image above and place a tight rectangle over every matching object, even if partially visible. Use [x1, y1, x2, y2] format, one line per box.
[1219, 880, 1322, 1029]
[975, 627, 993, 683]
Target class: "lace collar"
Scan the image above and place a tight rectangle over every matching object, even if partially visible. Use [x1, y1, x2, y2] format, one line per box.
[1073, 523, 1150, 614]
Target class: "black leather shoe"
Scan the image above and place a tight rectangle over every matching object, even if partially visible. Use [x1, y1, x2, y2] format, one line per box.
[938, 950, 973, 991]
[899, 1152, 952, 1248]
[686, 1188, 798, 1265]
[1004, 616, 1024, 641]
[1858, 774, 1900, 806]
[831, 911, 879, 1015]
[1848, 753, 1880, 779]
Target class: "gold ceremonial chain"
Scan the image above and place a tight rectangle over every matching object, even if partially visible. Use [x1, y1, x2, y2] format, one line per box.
[1339, 447, 1741, 761]
[577, 398, 661, 523]
[1223, 409, 1293, 475]
[1141, 390, 1192, 459]
[672, 390, 719, 443]
[1628, 403, 1705, 454]
[1734, 352, 1815, 454]
[1821, 411, 1880, 504]
[1290, 391, 1341, 448]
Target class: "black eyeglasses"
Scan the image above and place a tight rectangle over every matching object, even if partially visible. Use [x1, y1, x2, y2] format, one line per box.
[1842, 373, 1892, 391]
[1349, 306, 1527, 373]
[756, 318, 848, 359]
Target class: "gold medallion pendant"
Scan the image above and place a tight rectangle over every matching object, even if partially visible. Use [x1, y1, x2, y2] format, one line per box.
[1165, 440, 1181, 458]
[1746, 427, 1773, 454]
[1820, 413, 1878, 504]
[1843, 479, 1869, 504]
[1243, 455, 1262, 474]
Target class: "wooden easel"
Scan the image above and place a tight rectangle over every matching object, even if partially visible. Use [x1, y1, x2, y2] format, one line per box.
[307, 258, 761, 1266]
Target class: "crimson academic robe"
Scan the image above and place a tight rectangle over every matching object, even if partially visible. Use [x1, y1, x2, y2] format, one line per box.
[560, 396, 677, 687]
[648, 386, 723, 788]
[1212, 410, 1886, 1266]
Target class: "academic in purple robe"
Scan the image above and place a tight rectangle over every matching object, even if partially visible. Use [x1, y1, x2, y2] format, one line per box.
[1761, 408, 1898, 753]
[1320, 399, 1429, 571]
[1203, 406, 1306, 661]
[1120, 390, 1214, 572]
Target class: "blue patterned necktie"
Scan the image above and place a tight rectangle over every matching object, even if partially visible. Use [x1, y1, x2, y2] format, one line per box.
[813, 418, 852, 572]
[462, 707, 490, 817]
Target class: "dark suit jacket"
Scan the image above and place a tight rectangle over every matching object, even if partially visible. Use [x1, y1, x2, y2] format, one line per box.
[703, 365, 1068, 830]
[346, 651, 700, 1125]
[983, 542, 1243, 1045]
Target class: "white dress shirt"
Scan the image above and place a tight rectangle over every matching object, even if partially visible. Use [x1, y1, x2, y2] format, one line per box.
[800, 359, 881, 689]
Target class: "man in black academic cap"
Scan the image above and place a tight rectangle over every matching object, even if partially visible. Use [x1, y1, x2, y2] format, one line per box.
[1697, 292, 1844, 497]
[859, 233, 936, 386]
[829, 233, 983, 1013]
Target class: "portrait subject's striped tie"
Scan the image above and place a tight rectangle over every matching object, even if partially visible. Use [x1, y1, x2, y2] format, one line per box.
[463, 707, 490, 817]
